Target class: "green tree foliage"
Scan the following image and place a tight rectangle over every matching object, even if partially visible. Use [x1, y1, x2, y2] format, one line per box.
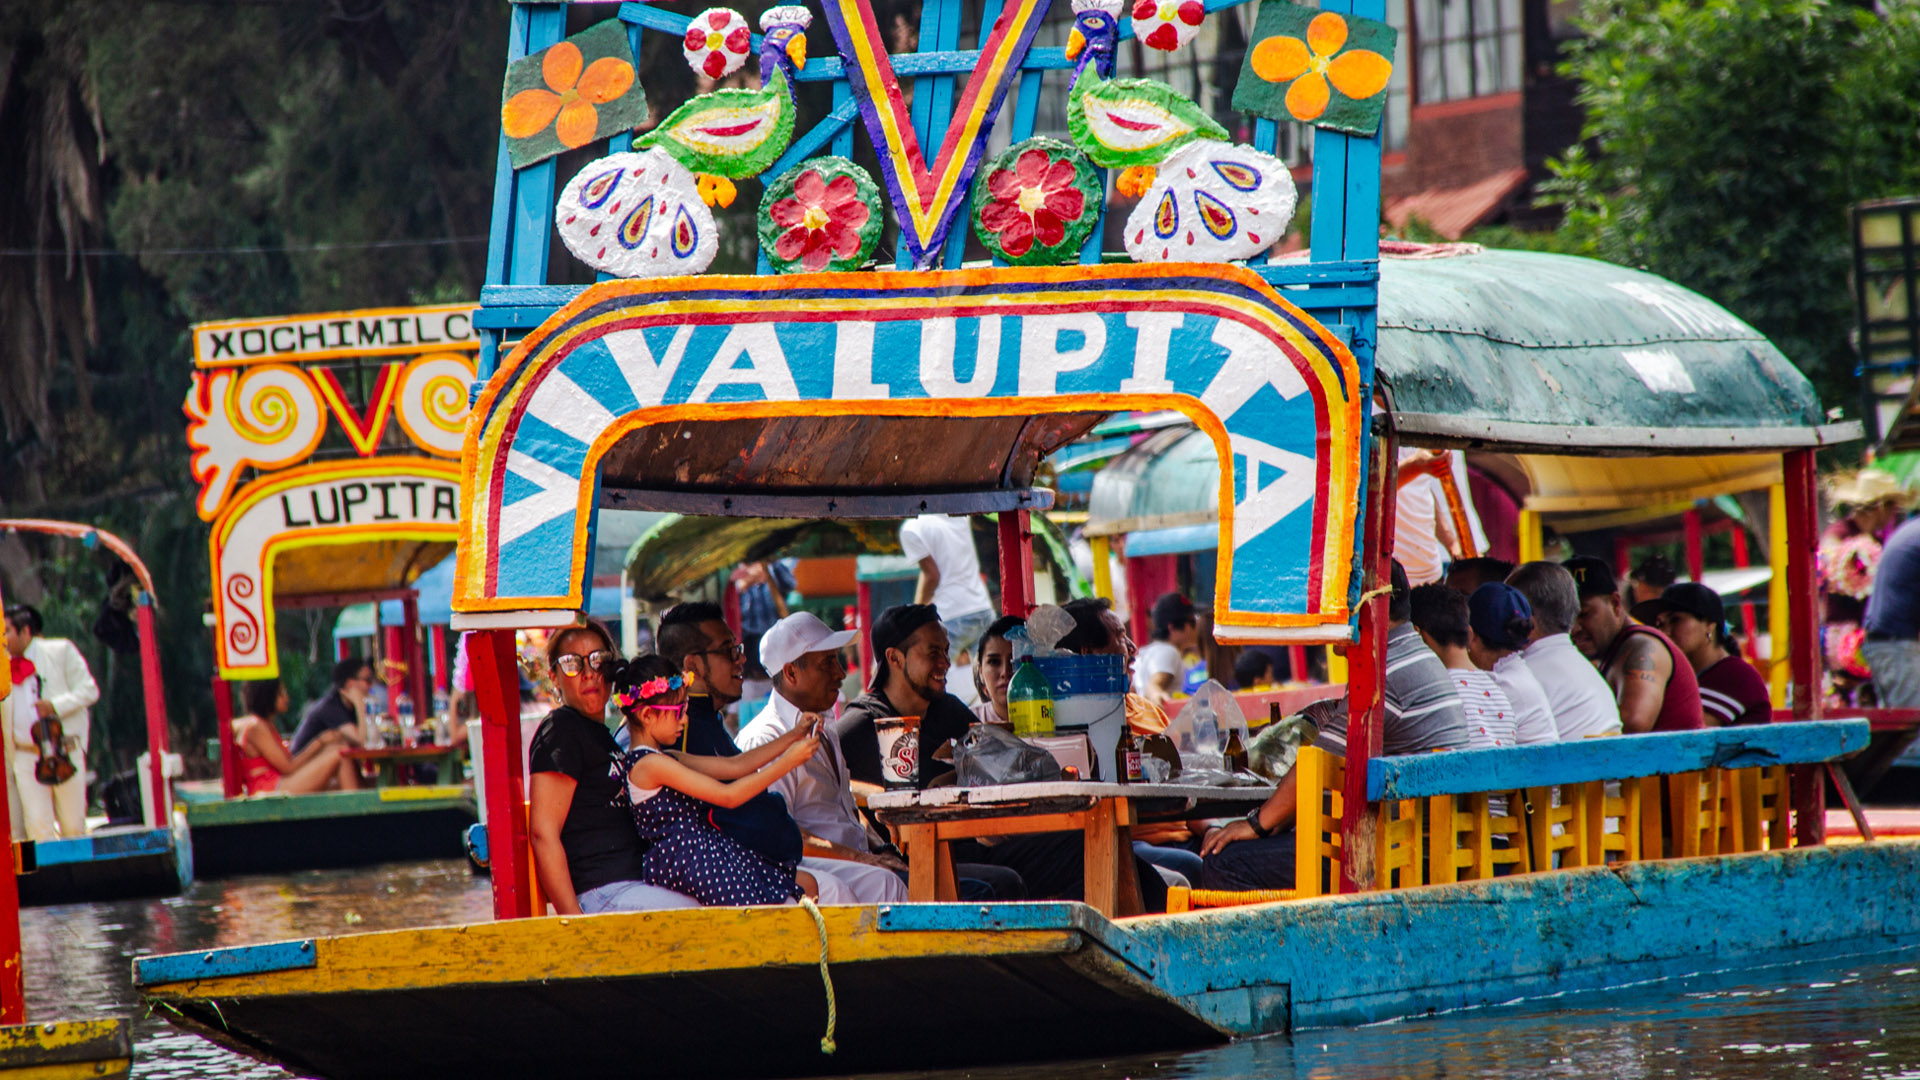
[1537, 0, 1920, 408]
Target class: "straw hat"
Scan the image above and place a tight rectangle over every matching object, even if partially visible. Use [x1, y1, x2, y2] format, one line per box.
[1827, 468, 1912, 508]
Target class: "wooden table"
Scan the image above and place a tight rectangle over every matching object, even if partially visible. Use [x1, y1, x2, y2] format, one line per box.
[868, 781, 1272, 917]
[341, 744, 466, 787]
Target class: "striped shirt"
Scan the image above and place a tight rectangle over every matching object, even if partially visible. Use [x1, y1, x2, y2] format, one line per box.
[1490, 652, 1560, 745]
[1316, 623, 1469, 755]
[1449, 667, 1517, 749]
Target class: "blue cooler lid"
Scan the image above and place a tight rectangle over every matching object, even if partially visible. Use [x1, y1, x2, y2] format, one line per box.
[1032, 653, 1128, 698]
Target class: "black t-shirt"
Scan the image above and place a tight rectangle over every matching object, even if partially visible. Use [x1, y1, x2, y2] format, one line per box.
[528, 706, 648, 896]
[289, 690, 356, 755]
[834, 688, 977, 788]
[680, 695, 739, 757]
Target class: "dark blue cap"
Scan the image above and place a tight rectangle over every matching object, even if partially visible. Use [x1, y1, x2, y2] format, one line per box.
[1468, 582, 1533, 650]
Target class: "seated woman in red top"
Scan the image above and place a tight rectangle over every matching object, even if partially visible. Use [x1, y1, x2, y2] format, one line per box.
[1634, 583, 1773, 727]
[232, 679, 361, 794]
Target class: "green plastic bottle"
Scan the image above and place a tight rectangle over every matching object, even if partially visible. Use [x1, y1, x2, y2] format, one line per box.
[1007, 658, 1055, 739]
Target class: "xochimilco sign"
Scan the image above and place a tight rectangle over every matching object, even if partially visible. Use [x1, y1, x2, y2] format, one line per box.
[187, 303, 475, 679]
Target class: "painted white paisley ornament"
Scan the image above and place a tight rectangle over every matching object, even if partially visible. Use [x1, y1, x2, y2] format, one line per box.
[555, 149, 718, 278]
[1123, 141, 1297, 263]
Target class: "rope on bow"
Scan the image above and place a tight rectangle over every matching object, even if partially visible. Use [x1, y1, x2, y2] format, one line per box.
[798, 896, 838, 1054]
[1357, 584, 1394, 607]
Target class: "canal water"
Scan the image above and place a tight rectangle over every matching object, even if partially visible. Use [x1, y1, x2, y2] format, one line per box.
[25, 860, 1920, 1079]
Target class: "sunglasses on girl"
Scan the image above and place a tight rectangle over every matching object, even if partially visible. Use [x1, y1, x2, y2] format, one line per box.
[553, 650, 616, 677]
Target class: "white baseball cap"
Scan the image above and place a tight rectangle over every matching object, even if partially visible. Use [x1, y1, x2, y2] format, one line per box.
[759, 612, 857, 673]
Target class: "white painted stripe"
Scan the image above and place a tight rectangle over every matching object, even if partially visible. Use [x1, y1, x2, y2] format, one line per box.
[526, 370, 616, 447]
[497, 450, 579, 547]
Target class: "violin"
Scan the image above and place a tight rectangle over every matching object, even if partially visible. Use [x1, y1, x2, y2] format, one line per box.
[10, 656, 75, 786]
[31, 714, 76, 786]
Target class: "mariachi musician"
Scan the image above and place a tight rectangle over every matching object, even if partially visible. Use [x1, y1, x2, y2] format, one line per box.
[6, 604, 99, 841]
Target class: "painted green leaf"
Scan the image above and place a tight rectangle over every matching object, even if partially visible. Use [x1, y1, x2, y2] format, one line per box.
[1067, 69, 1229, 170]
[638, 68, 796, 180]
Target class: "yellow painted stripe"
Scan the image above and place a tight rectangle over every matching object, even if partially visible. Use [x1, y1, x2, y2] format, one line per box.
[378, 785, 466, 803]
[144, 907, 1078, 999]
[0, 1060, 132, 1080]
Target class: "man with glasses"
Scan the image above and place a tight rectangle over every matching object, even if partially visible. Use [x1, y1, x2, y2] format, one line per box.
[654, 602, 746, 755]
[290, 657, 373, 755]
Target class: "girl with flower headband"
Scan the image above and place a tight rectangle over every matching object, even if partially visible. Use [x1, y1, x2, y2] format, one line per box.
[609, 654, 825, 904]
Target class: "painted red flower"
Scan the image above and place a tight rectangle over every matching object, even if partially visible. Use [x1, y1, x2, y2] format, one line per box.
[769, 169, 872, 271]
[979, 146, 1087, 257]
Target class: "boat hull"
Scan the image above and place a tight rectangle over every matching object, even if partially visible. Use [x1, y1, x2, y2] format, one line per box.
[183, 787, 475, 877]
[0, 1019, 131, 1078]
[138, 840, 1920, 1078]
[17, 826, 187, 907]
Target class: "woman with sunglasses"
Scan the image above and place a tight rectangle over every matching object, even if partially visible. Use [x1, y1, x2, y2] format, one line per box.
[612, 654, 825, 905]
[529, 621, 701, 915]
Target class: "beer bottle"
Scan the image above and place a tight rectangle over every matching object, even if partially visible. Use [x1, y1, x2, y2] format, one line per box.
[1007, 658, 1054, 738]
[1224, 728, 1249, 775]
[1122, 731, 1145, 784]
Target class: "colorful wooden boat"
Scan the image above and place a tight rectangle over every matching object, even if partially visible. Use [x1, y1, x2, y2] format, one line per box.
[178, 786, 473, 878]
[137, 0, 1901, 1073]
[0, 521, 188, 908]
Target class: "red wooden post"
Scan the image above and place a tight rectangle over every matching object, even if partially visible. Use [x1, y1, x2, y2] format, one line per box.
[1731, 527, 1761, 650]
[1784, 449, 1825, 844]
[431, 624, 450, 695]
[470, 628, 532, 919]
[854, 585, 873, 686]
[382, 624, 405, 711]
[336, 636, 350, 661]
[1683, 509, 1705, 583]
[402, 593, 428, 730]
[135, 595, 172, 827]
[213, 675, 241, 799]
[1341, 431, 1398, 893]
[0, 576, 25, 1024]
[721, 581, 742, 640]
[998, 510, 1035, 618]
[1288, 644, 1308, 684]
[1613, 535, 1632, 580]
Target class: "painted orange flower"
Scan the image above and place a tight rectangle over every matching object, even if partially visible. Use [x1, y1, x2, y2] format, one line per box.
[1249, 12, 1392, 123]
[503, 41, 636, 149]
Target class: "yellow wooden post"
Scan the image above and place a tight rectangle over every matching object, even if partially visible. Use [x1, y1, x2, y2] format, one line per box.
[1089, 534, 1113, 601]
[1768, 481, 1790, 708]
[1325, 644, 1348, 685]
[1517, 509, 1543, 563]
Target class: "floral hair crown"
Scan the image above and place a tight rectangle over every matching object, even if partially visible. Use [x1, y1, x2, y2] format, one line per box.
[616, 673, 686, 710]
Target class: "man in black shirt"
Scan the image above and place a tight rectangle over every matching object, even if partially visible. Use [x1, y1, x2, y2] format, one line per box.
[289, 658, 372, 755]
[655, 601, 747, 756]
[835, 604, 978, 788]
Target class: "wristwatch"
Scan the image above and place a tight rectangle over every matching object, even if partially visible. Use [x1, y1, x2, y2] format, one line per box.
[1244, 806, 1272, 838]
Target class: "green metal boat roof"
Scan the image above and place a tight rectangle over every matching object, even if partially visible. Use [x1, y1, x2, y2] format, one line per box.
[1371, 249, 1860, 453]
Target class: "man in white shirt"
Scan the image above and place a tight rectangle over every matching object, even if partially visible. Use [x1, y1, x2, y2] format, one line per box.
[1134, 593, 1199, 705]
[1465, 583, 1559, 746]
[739, 612, 1023, 901]
[899, 514, 996, 661]
[6, 605, 100, 840]
[734, 613, 907, 903]
[1505, 563, 1622, 739]
[1395, 449, 1462, 586]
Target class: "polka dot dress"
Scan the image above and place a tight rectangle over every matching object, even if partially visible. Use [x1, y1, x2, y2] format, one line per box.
[615, 746, 802, 906]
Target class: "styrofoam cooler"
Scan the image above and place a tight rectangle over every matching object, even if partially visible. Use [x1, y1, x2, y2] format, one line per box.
[1033, 654, 1128, 781]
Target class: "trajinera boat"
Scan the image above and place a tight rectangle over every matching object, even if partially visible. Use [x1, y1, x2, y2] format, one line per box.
[135, 0, 1917, 1076]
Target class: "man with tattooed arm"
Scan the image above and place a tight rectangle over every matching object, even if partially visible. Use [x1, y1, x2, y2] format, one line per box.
[1563, 556, 1703, 733]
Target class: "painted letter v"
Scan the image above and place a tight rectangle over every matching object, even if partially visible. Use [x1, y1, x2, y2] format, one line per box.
[822, 0, 1054, 268]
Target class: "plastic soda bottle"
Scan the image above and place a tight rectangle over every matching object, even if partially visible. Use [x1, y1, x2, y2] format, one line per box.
[1007, 658, 1054, 739]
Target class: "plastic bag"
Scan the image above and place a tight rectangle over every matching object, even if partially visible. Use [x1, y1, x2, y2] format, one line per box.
[1247, 713, 1320, 781]
[1164, 680, 1249, 776]
[954, 724, 1062, 786]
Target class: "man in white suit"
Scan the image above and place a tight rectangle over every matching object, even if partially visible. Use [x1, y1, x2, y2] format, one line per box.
[6, 605, 99, 839]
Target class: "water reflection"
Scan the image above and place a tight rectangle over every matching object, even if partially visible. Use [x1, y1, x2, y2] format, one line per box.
[22, 861, 1920, 1080]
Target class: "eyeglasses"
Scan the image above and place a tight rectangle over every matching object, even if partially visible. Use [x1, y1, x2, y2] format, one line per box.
[553, 650, 616, 677]
[696, 643, 745, 662]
